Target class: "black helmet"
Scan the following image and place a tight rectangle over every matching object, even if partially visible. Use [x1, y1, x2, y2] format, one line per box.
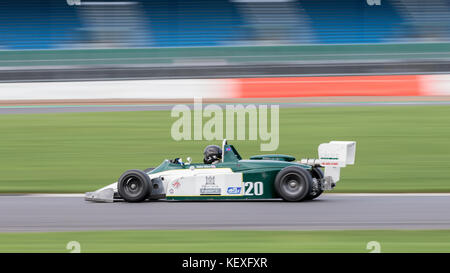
[203, 145, 222, 164]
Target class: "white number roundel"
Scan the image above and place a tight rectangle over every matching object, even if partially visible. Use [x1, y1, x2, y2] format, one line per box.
[244, 182, 263, 196]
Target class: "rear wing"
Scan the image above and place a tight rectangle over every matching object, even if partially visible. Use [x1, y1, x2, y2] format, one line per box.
[318, 141, 356, 167]
[318, 141, 356, 184]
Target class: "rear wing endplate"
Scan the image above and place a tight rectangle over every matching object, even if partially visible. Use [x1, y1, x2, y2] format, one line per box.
[318, 141, 356, 184]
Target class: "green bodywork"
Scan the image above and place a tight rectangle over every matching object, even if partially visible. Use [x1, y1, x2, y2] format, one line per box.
[149, 144, 312, 200]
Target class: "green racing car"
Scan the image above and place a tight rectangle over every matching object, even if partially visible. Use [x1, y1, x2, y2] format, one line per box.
[85, 139, 356, 203]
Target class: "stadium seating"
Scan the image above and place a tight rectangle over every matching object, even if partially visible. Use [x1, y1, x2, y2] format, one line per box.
[0, 0, 448, 49]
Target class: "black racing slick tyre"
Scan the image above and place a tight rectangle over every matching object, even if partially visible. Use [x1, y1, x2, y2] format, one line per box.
[118, 169, 152, 202]
[275, 166, 313, 202]
[144, 167, 155, 173]
[303, 167, 324, 201]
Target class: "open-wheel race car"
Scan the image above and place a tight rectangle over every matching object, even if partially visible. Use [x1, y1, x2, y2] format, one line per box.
[85, 140, 356, 203]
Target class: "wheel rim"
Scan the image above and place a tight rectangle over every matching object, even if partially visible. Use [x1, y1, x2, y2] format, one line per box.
[123, 176, 144, 198]
[280, 173, 304, 197]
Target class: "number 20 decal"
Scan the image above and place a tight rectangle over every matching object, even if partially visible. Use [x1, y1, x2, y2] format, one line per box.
[244, 182, 263, 196]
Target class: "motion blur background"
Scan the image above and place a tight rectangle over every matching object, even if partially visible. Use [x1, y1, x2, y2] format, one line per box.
[2, 0, 450, 48]
[0, 0, 448, 86]
[0, 0, 450, 193]
[1, 0, 450, 253]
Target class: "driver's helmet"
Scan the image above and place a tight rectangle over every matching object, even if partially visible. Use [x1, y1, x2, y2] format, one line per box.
[203, 145, 222, 164]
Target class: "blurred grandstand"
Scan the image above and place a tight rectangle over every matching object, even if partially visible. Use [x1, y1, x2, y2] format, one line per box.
[1, 0, 449, 49]
[0, 0, 449, 84]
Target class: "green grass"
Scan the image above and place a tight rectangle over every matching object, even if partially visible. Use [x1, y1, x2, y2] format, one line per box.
[0, 105, 450, 193]
[1, 229, 449, 253]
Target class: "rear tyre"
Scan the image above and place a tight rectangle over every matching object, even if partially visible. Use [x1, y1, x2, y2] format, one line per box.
[275, 166, 313, 202]
[304, 167, 324, 200]
[118, 169, 151, 202]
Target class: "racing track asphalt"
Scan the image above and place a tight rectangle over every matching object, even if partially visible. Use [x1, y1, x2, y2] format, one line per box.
[1, 194, 450, 232]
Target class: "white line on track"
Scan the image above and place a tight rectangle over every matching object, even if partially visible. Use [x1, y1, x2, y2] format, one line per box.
[18, 194, 85, 197]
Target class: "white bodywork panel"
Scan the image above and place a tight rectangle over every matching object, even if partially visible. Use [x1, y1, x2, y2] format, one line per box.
[155, 167, 243, 197]
[165, 171, 243, 197]
[85, 167, 243, 202]
[318, 141, 356, 183]
[85, 182, 117, 202]
[85, 187, 115, 203]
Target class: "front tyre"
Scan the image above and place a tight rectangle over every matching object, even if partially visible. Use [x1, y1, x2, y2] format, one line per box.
[118, 169, 151, 202]
[143, 167, 155, 173]
[275, 166, 313, 202]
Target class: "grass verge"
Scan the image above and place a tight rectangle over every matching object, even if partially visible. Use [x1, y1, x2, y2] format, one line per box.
[1, 229, 449, 253]
[0, 105, 449, 192]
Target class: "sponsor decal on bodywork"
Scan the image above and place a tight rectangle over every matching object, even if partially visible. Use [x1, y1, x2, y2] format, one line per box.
[227, 187, 242, 194]
[200, 176, 222, 195]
